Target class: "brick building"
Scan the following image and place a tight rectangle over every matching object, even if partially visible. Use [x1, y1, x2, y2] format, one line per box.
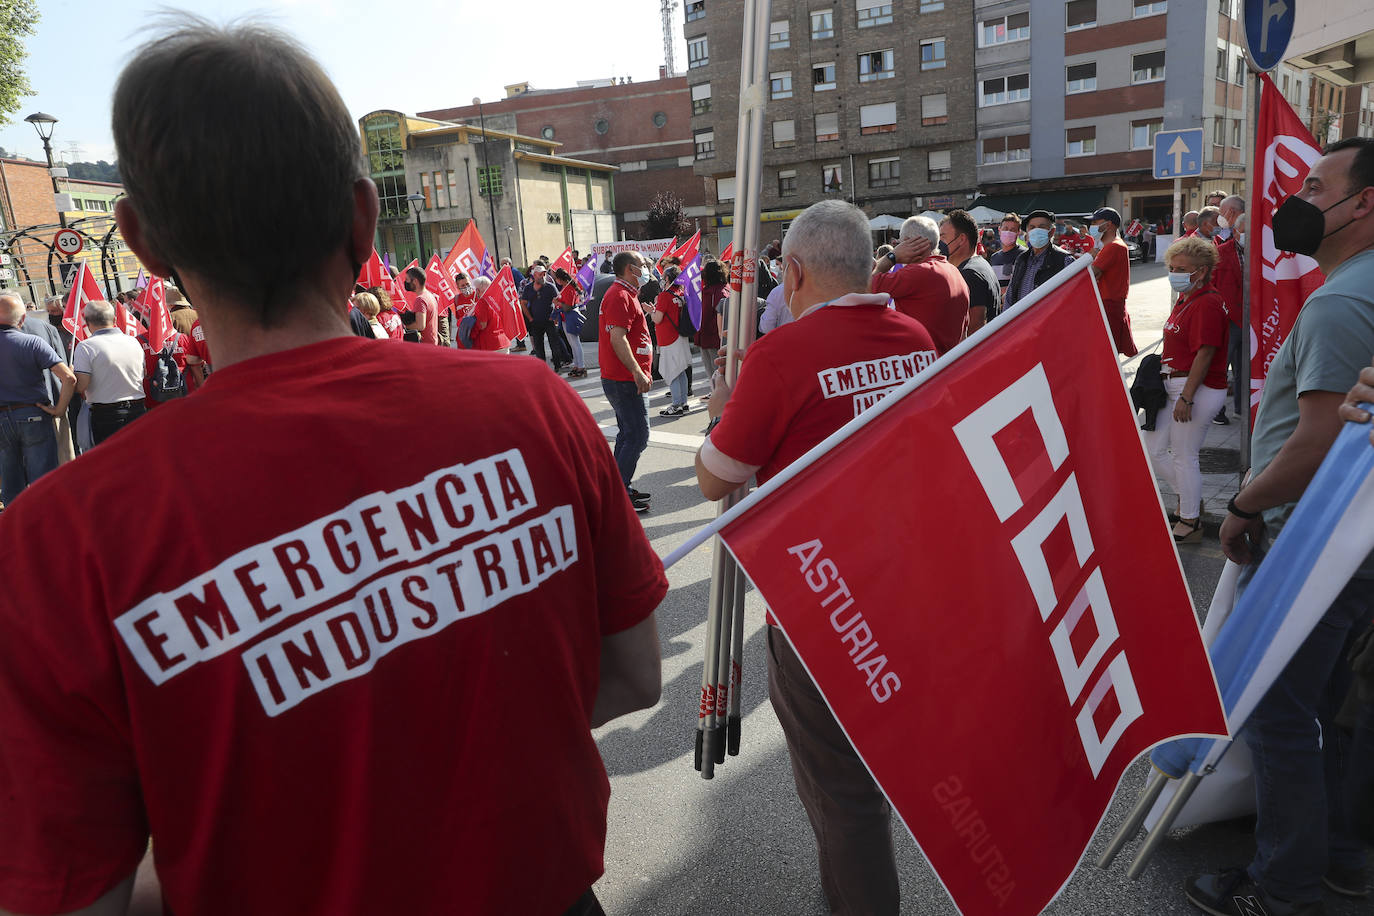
[688, 0, 978, 251]
[418, 76, 704, 241]
[1340, 83, 1374, 139]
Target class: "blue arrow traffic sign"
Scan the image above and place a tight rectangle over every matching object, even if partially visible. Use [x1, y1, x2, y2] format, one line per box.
[1153, 128, 1204, 179]
[1243, 0, 1295, 72]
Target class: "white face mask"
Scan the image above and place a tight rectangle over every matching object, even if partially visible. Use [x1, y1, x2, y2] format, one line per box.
[1217, 215, 1230, 230]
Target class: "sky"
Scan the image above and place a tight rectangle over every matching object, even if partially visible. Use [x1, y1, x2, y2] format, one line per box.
[0, 0, 691, 164]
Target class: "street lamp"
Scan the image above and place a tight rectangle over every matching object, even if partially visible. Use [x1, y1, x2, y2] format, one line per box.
[407, 192, 425, 264]
[25, 112, 67, 230]
[504, 226, 514, 259]
[473, 96, 502, 264]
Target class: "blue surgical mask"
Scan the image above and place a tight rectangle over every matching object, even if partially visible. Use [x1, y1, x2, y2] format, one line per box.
[639, 269, 651, 285]
[1027, 228, 1051, 249]
[1167, 271, 1195, 292]
[1088, 225, 1103, 242]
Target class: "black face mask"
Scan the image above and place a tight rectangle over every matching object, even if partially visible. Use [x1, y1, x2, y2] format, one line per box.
[937, 240, 950, 258]
[1271, 191, 1360, 256]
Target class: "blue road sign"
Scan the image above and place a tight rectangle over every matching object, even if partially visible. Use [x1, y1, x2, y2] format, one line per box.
[1153, 128, 1204, 179]
[1243, 0, 1295, 72]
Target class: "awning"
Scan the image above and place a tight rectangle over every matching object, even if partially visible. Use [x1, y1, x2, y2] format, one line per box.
[972, 187, 1108, 218]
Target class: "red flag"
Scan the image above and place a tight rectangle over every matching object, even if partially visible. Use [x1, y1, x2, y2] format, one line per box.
[480, 265, 526, 339]
[653, 236, 679, 273]
[445, 220, 495, 281]
[425, 253, 458, 314]
[548, 246, 576, 278]
[356, 249, 386, 289]
[114, 301, 140, 337]
[720, 242, 734, 264]
[61, 261, 105, 342]
[140, 276, 172, 352]
[715, 263, 1225, 916]
[670, 231, 700, 273]
[1249, 73, 1325, 418]
[394, 260, 418, 310]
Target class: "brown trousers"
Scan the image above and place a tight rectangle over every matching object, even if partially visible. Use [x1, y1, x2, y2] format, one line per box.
[767, 627, 899, 916]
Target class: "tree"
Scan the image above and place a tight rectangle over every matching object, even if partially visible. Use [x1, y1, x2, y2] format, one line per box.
[0, 0, 39, 127]
[645, 191, 691, 241]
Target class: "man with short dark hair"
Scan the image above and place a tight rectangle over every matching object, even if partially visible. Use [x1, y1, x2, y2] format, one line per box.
[0, 293, 75, 507]
[1005, 209, 1073, 309]
[599, 250, 654, 512]
[1188, 136, 1374, 916]
[0, 19, 665, 916]
[401, 265, 438, 345]
[939, 209, 1000, 335]
[987, 212, 1022, 294]
[1089, 207, 1136, 357]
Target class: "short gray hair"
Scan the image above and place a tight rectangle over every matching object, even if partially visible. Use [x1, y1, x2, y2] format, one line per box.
[900, 215, 939, 247]
[473, 276, 492, 295]
[84, 300, 116, 327]
[1198, 206, 1221, 228]
[1221, 195, 1246, 213]
[780, 200, 873, 291]
[0, 293, 24, 325]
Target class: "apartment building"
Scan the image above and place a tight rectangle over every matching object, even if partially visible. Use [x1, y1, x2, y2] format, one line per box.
[688, 0, 978, 251]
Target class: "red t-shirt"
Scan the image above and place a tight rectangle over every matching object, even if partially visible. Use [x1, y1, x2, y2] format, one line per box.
[652, 286, 686, 348]
[136, 331, 191, 408]
[1093, 237, 1130, 300]
[475, 295, 511, 350]
[0, 338, 667, 916]
[377, 309, 404, 340]
[598, 280, 652, 382]
[186, 319, 212, 393]
[409, 289, 440, 345]
[1161, 286, 1230, 389]
[870, 256, 970, 355]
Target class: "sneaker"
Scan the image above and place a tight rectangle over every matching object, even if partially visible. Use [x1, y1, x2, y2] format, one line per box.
[512, 340, 527, 351]
[629, 488, 650, 503]
[1185, 869, 1325, 915]
[1323, 863, 1369, 898]
[1213, 411, 1230, 426]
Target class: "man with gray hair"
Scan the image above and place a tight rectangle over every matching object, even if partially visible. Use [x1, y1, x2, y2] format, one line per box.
[0, 293, 75, 508]
[72, 299, 147, 445]
[870, 213, 970, 354]
[696, 199, 937, 915]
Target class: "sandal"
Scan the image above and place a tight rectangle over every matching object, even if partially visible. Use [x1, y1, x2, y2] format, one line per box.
[1172, 518, 1203, 544]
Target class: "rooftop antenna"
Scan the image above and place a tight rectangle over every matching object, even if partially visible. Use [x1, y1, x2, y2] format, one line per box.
[661, 0, 678, 77]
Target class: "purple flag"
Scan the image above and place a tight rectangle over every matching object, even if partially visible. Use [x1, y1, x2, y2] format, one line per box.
[134, 268, 148, 289]
[575, 260, 596, 298]
[682, 254, 704, 329]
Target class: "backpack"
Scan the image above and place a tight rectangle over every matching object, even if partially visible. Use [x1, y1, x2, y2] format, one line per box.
[149, 339, 187, 402]
[457, 314, 478, 349]
[664, 294, 697, 339]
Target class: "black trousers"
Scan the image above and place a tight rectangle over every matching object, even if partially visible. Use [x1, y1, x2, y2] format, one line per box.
[89, 399, 147, 446]
[529, 318, 572, 365]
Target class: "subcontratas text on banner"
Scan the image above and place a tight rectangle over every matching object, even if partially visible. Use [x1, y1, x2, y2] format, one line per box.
[114, 449, 579, 716]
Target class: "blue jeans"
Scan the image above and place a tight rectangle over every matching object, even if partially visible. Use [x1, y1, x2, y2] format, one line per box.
[0, 406, 59, 507]
[668, 371, 689, 407]
[601, 378, 648, 490]
[1239, 549, 1374, 902]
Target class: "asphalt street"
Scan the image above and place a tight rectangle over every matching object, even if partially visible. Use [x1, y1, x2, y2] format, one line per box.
[551, 260, 1370, 915]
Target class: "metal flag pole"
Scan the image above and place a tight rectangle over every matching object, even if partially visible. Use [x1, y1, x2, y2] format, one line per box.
[1095, 769, 1170, 869]
[1240, 68, 1260, 472]
[697, 0, 770, 779]
[1127, 771, 1204, 879]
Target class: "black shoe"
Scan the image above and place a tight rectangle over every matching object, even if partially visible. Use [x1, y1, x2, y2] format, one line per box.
[1185, 869, 1324, 915]
[629, 488, 650, 502]
[1213, 410, 1230, 425]
[512, 340, 527, 351]
[1323, 863, 1369, 898]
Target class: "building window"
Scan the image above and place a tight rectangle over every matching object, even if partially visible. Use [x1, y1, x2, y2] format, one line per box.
[1233, 54, 1246, 86]
[981, 134, 1030, 164]
[778, 168, 798, 196]
[432, 170, 449, 208]
[653, 111, 668, 128]
[860, 49, 894, 82]
[927, 149, 951, 182]
[1213, 117, 1226, 146]
[980, 74, 1030, 106]
[1066, 62, 1096, 93]
[811, 9, 834, 39]
[813, 61, 837, 91]
[593, 118, 610, 135]
[1066, 127, 1096, 157]
[717, 176, 735, 201]
[541, 125, 556, 140]
[921, 93, 948, 126]
[686, 0, 705, 22]
[1131, 119, 1162, 149]
[1232, 118, 1243, 147]
[868, 156, 900, 188]
[920, 38, 946, 70]
[919, 0, 944, 10]
[1216, 44, 1228, 81]
[694, 129, 715, 159]
[1219, 0, 1231, 17]
[822, 163, 844, 193]
[980, 12, 1029, 46]
[1132, 50, 1165, 84]
[769, 19, 790, 49]
[364, 119, 406, 176]
[1066, 0, 1096, 31]
[1132, 0, 1166, 17]
[773, 119, 796, 148]
[860, 101, 897, 135]
[770, 71, 793, 99]
[688, 36, 709, 68]
[855, 0, 893, 28]
[373, 174, 410, 221]
[691, 83, 712, 115]
[477, 165, 502, 196]
[815, 112, 840, 142]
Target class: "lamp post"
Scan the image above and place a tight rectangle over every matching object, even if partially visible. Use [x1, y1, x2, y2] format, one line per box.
[504, 226, 514, 261]
[24, 112, 67, 231]
[473, 97, 501, 264]
[407, 192, 425, 264]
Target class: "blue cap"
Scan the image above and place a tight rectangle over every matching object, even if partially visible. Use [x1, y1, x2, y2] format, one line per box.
[1091, 207, 1121, 227]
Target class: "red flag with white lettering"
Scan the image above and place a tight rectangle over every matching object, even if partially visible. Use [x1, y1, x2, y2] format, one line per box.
[480, 265, 526, 340]
[445, 220, 496, 282]
[425, 253, 458, 315]
[140, 276, 172, 352]
[394, 260, 418, 310]
[1249, 73, 1325, 418]
[61, 261, 105, 342]
[548, 246, 576, 278]
[356, 249, 386, 289]
[714, 261, 1225, 916]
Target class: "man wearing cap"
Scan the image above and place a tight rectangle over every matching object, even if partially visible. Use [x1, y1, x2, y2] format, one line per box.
[1090, 207, 1137, 357]
[1004, 209, 1073, 310]
[520, 264, 572, 372]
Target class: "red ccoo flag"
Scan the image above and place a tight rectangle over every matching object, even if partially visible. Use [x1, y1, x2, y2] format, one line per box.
[140, 276, 172, 352]
[703, 260, 1225, 916]
[1249, 73, 1325, 418]
[548, 246, 576, 278]
[356, 249, 386, 289]
[445, 220, 496, 281]
[481, 265, 526, 340]
[394, 259, 418, 310]
[61, 261, 106, 342]
[425, 253, 458, 314]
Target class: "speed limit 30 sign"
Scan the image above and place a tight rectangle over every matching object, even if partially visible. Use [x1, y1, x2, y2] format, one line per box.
[54, 228, 83, 256]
